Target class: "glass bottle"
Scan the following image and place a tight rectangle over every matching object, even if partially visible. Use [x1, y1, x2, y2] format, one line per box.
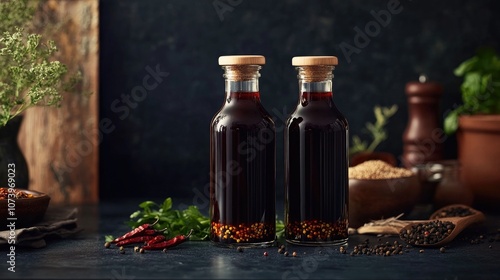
[210, 55, 276, 248]
[284, 56, 349, 246]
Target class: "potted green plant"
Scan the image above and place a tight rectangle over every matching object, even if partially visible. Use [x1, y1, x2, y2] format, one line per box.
[0, 0, 79, 188]
[444, 47, 500, 210]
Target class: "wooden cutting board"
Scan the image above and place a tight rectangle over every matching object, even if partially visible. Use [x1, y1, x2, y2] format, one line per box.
[18, 0, 99, 204]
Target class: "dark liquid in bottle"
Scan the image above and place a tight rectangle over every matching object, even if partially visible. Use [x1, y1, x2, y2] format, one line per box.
[285, 92, 348, 245]
[210, 92, 276, 246]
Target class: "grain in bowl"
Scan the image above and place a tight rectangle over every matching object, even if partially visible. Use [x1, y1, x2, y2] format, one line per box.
[349, 160, 414, 179]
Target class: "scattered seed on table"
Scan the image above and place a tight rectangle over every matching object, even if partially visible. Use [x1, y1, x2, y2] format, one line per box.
[162, 248, 168, 253]
[284, 251, 289, 257]
[263, 252, 268, 257]
[280, 245, 286, 250]
[439, 247, 446, 253]
[140, 248, 145, 254]
[104, 242, 111, 248]
[237, 246, 244, 253]
[489, 245, 493, 249]
[134, 246, 139, 252]
[278, 248, 284, 254]
[292, 252, 297, 257]
[419, 249, 424, 253]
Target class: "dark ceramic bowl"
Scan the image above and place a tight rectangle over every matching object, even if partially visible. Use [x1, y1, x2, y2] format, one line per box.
[349, 175, 420, 228]
[0, 189, 50, 229]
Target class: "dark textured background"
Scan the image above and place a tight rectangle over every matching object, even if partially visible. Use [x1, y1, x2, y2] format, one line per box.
[99, 0, 500, 200]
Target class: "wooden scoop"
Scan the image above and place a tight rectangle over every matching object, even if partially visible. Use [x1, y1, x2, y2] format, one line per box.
[356, 204, 484, 236]
[399, 204, 485, 247]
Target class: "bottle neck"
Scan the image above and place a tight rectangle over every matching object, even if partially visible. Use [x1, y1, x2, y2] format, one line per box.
[223, 65, 261, 101]
[296, 66, 334, 103]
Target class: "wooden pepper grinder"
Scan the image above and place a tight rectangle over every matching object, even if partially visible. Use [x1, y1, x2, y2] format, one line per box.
[402, 75, 444, 168]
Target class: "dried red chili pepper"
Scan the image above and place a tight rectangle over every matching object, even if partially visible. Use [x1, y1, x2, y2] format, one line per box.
[143, 229, 157, 236]
[115, 235, 156, 247]
[142, 230, 193, 250]
[111, 219, 159, 243]
[146, 235, 166, 246]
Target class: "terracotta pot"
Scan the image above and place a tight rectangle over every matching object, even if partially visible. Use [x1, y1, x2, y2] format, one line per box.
[350, 152, 397, 167]
[458, 115, 500, 211]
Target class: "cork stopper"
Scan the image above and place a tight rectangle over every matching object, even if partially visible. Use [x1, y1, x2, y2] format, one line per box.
[219, 55, 265, 65]
[292, 56, 338, 66]
[293, 56, 337, 82]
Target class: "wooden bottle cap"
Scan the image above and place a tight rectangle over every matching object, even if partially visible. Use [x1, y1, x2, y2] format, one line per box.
[219, 55, 265, 65]
[292, 56, 338, 66]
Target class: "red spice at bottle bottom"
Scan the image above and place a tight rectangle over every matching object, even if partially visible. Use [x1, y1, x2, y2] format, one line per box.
[285, 219, 348, 244]
[211, 221, 275, 245]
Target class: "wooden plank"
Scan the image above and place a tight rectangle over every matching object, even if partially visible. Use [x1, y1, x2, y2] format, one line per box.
[18, 0, 99, 204]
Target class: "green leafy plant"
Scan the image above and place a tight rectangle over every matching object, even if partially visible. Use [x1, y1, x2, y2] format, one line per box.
[350, 105, 398, 156]
[127, 198, 211, 241]
[444, 47, 500, 134]
[109, 197, 285, 242]
[0, 0, 80, 127]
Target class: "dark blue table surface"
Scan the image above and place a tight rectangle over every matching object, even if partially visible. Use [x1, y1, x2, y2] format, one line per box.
[1, 200, 499, 279]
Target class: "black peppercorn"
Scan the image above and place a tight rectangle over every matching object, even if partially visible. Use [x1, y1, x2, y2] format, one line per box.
[400, 220, 455, 246]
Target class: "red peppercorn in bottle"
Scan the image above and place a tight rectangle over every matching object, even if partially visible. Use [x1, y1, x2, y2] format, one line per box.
[210, 55, 276, 248]
[284, 56, 349, 246]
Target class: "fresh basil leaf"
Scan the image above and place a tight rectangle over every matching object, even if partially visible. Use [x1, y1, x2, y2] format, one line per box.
[105, 235, 115, 243]
[162, 197, 173, 212]
[139, 200, 157, 210]
[444, 108, 461, 135]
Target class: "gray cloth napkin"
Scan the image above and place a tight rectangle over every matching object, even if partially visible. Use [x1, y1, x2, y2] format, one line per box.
[0, 207, 81, 248]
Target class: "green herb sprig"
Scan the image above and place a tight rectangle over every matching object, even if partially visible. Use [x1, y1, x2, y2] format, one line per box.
[127, 198, 210, 241]
[350, 105, 398, 156]
[110, 197, 286, 242]
[0, 0, 81, 127]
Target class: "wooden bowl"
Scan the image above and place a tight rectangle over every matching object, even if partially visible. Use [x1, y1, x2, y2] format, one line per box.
[349, 175, 420, 228]
[0, 189, 50, 229]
